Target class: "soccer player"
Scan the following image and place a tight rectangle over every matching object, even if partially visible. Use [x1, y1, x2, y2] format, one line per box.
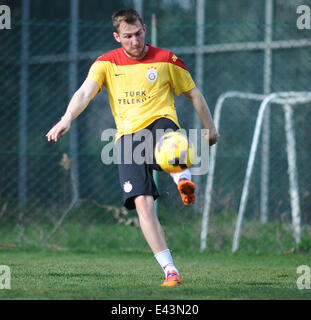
[46, 8, 219, 286]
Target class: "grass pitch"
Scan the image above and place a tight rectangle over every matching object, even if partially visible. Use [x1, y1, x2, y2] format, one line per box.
[0, 248, 310, 300]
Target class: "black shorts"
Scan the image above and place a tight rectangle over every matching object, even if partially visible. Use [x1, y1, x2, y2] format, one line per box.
[116, 117, 179, 210]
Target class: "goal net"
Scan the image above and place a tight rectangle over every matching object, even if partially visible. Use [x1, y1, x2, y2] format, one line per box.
[200, 91, 311, 252]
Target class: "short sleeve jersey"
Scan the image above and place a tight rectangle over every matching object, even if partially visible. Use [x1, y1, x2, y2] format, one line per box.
[86, 44, 196, 140]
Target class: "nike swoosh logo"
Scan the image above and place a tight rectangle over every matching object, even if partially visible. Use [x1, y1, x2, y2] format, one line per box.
[115, 73, 125, 76]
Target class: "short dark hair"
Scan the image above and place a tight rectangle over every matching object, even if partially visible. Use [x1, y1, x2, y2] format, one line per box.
[112, 8, 144, 33]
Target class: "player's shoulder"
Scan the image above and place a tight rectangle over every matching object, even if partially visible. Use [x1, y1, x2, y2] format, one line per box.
[94, 48, 124, 64]
[149, 45, 187, 70]
[147, 45, 169, 60]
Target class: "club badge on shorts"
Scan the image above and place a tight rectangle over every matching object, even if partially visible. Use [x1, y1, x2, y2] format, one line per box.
[146, 67, 157, 82]
[123, 181, 133, 193]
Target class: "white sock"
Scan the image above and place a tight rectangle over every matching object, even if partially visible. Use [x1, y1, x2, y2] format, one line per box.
[170, 169, 191, 186]
[154, 249, 179, 276]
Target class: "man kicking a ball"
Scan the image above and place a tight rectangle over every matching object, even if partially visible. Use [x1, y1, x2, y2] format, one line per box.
[46, 8, 219, 286]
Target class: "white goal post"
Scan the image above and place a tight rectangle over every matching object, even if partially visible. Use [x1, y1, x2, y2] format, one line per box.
[200, 91, 311, 252]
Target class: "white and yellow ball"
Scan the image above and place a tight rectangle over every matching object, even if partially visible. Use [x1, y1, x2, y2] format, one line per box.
[154, 131, 196, 173]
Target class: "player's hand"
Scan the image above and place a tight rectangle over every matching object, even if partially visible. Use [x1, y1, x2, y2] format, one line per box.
[46, 117, 71, 142]
[202, 128, 220, 146]
[209, 129, 220, 146]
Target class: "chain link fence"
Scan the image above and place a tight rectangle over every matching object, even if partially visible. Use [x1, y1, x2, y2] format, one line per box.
[1, 0, 311, 252]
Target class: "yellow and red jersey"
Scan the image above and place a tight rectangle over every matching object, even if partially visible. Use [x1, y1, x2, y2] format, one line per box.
[86, 44, 196, 140]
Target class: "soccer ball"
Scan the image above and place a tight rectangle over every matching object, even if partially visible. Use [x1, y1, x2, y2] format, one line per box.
[154, 131, 196, 173]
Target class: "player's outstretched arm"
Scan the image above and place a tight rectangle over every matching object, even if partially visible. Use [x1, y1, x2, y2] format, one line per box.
[46, 80, 99, 142]
[183, 86, 219, 146]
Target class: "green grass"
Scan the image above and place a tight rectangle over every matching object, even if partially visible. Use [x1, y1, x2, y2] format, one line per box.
[0, 248, 310, 300]
[2, 215, 310, 254]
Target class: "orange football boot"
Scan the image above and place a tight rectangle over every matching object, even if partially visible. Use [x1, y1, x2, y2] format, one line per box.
[177, 179, 196, 205]
[161, 270, 182, 287]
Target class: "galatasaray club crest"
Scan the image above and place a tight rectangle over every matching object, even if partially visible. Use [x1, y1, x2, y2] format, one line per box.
[146, 67, 157, 82]
[123, 181, 133, 193]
